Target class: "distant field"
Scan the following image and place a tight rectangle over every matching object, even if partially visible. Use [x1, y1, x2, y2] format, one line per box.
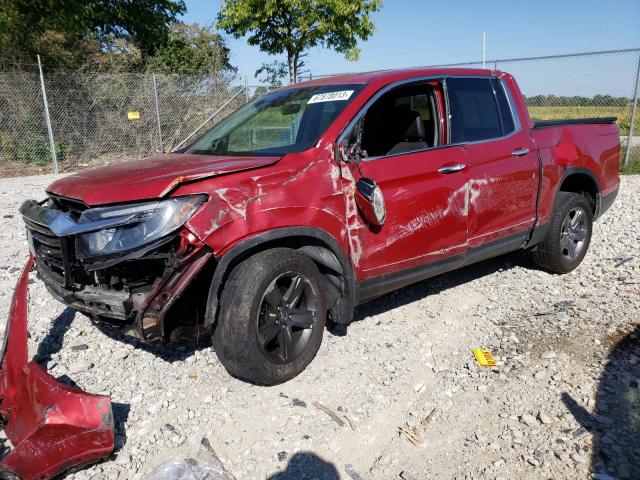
[527, 106, 637, 135]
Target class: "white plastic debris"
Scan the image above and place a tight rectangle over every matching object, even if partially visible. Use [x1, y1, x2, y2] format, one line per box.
[144, 437, 236, 480]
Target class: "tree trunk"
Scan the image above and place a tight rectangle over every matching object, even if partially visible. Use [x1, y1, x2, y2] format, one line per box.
[287, 49, 298, 84]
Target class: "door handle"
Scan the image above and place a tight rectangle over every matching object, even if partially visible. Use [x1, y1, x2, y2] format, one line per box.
[511, 148, 530, 156]
[438, 164, 467, 174]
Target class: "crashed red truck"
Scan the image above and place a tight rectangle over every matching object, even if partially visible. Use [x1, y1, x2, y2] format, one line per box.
[2, 68, 620, 477]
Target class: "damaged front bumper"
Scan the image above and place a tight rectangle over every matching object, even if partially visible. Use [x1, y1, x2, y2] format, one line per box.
[20, 198, 213, 343]
[0, 256, 115, 479]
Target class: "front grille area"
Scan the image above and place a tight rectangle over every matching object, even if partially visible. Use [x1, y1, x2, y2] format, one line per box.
[24, 216, 70, 287]
[21, 196, 186, 328]
[23, 195, 90, 288]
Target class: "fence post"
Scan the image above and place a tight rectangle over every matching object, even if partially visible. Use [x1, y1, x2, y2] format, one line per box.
[245, 75, 249, 103]
[624, 53, 640, 166]
[37, 55, 58, 174]
[152, 74, 164, 153]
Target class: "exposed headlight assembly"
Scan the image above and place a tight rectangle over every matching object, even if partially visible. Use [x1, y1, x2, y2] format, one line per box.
[75, 195, 206, 260]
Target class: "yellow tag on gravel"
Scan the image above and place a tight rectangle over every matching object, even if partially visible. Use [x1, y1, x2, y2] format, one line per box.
[127, 111, 141, 120]
[472, 348, 497, 367]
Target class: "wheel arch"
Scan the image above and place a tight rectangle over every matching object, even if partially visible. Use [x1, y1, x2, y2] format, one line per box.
[204, 227, 356, 328]
[556, 168, 600, 217]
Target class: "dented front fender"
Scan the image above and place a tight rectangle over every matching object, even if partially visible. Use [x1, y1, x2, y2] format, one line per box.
[0, 256, 115, 479]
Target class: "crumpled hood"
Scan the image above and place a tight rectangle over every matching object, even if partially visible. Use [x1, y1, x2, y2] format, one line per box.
[46, 153, 281, 206]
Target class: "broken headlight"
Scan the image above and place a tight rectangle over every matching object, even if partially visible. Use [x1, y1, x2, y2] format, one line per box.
[75, 195, 205, 259]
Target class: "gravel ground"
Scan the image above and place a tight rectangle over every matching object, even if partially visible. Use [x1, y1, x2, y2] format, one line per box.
[0, 174, 638, 480]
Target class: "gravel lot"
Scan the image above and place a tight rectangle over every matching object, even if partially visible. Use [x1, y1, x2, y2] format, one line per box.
[0, 174, 638, 480]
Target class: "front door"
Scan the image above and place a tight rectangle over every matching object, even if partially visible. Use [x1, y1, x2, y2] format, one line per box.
[339, 81, 469, 279]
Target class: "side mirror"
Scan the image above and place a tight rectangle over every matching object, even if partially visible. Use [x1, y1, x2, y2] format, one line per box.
[355, 177, 386, 227]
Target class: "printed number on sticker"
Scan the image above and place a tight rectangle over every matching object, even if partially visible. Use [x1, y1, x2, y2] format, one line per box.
[472, 348, 497, 367]
[308, 90, 354, 104]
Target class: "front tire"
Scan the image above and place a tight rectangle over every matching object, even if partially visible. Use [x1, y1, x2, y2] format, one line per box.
[531, 192, 593, 273]
[213, 248, 326, 385]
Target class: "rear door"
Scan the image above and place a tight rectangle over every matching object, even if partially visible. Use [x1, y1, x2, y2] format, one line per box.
[446, 77, 539, 247]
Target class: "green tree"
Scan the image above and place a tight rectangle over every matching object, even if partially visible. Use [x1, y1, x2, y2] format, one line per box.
[255, 60, 288, 86]
[217, 0, 383, 83]
[0, 0, 186, 69]
[146, 23, 234, 75]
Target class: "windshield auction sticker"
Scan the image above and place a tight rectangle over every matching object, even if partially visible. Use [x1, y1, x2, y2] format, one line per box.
[308, 90, 354, 104]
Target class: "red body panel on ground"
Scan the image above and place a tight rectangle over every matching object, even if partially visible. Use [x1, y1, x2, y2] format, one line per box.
[0, 256, 115, 479]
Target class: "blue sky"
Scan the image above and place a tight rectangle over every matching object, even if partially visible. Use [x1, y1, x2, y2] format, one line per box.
[181, 0, 640, 96]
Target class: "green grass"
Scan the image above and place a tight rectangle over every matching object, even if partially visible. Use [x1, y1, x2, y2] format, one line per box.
[621, 146, 640, 175]
[528, 106, 638, 136]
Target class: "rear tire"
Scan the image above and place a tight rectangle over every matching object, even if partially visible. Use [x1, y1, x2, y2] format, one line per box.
[213, 248, 326, 385]
[531, 192, 593, 273]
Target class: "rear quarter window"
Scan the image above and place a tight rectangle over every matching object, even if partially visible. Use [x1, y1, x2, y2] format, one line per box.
[491, 78, 516, 134]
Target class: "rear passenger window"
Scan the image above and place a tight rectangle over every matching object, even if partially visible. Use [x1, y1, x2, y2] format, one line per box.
[447, 78, 502, 143]
[491, 78, 515, 135]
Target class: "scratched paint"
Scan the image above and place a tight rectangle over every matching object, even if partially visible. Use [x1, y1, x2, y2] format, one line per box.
[282, 161, 316, 185]
[373, 182, 470, 253]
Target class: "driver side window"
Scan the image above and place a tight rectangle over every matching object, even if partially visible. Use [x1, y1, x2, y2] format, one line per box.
[359, 83, 440, 158]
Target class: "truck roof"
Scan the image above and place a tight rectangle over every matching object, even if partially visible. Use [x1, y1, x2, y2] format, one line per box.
[289, 67, 497, 88]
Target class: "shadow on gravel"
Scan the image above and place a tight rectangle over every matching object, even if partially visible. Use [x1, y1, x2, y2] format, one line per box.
[267, 452, 339, 479]
[328, 251, 525, 336]
[562, 324, 640, 479]
[34, 307, 76, 367]
[111, 401, 131, 452]
[92, 320, 208, 363]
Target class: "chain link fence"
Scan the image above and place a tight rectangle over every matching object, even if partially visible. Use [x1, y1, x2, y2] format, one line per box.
[303, 48, 640, 168]
[0, 66, 274, 176]
[1, 48, 639, 176]
[428, 48, 640, 167]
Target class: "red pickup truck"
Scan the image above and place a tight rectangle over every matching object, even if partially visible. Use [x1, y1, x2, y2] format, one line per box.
[18, 68, 620, 386]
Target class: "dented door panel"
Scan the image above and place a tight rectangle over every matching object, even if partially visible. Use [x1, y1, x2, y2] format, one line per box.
[464, 132, 539, 248]
[341, 146, 469, 278]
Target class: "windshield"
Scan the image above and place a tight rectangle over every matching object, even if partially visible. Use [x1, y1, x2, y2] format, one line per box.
[186, 84, 364, 156]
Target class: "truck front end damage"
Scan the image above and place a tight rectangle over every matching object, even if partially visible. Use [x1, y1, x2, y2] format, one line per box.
[19, 194, 213, 343]
[0, 256, 115, 479]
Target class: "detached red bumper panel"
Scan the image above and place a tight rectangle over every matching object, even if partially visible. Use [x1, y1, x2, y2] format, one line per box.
[0, 256, 115, 479]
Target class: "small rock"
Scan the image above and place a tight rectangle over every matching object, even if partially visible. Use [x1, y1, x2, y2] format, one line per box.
[540, 351, 556, 359]
[571, 452, 588, 464]
[68, 361, 93, 374]
[533, 370, 547, 380]
[292, 398, 307, 407]
[554, 449, 570, 462]
[538, 412, 553, 425]
[520, 414, 539, 428]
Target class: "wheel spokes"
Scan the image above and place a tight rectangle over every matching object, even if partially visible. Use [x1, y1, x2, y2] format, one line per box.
[257, 271, 317, 364]
[570, 209, 584, 228]
[259, 321, 280, 343]
[278, 327, 294, 361]
[264, 284, 284, 309]
[283, 274, 304, 308]
[573, 229, 587, 241]
[288, 308, 315, 329]
[566, 238, 577, 258]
